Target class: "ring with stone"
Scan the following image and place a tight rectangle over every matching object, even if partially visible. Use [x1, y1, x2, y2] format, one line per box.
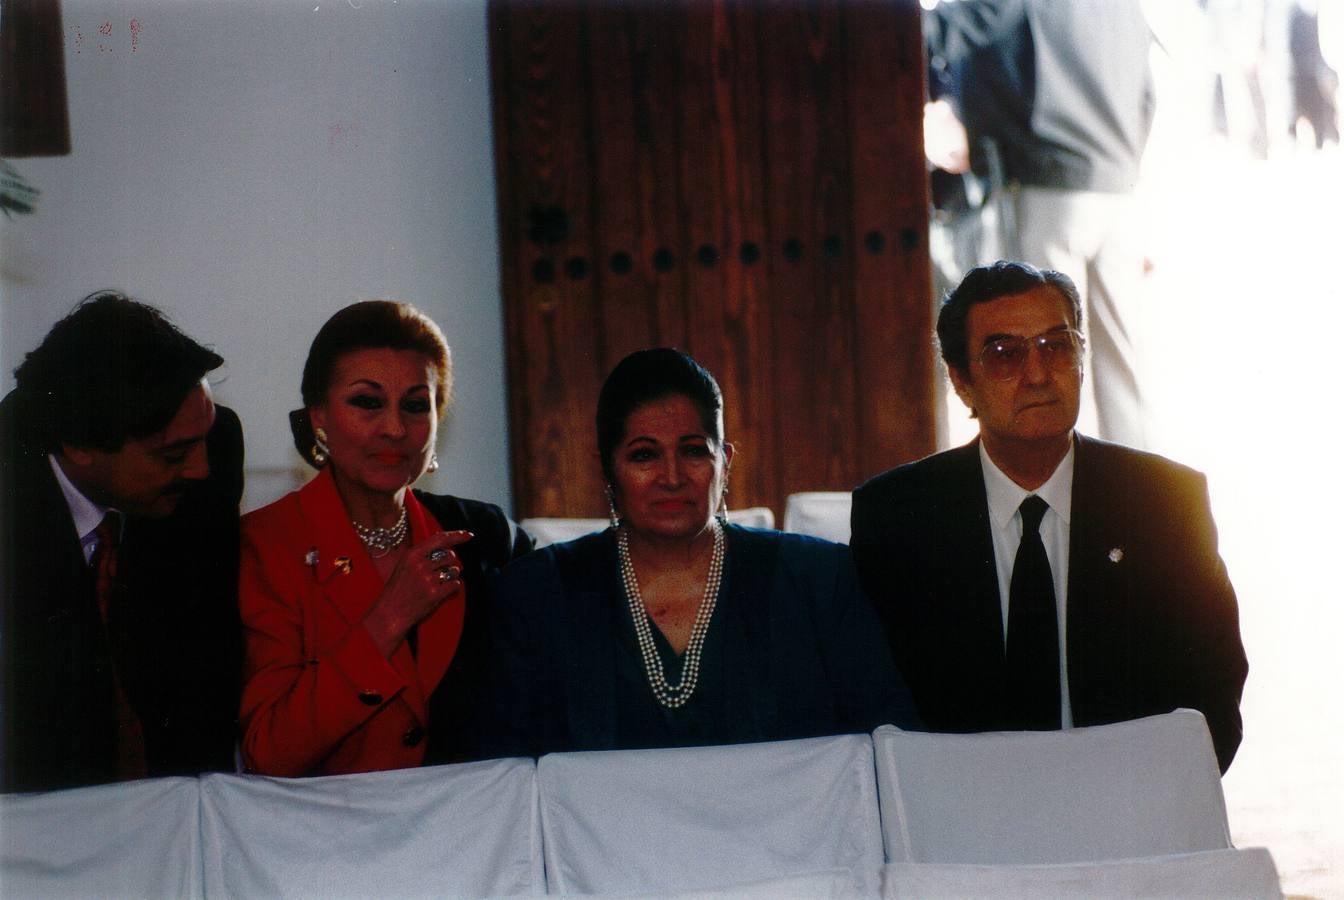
[428, 549, 448, 562]
[437, 567, 458, 583]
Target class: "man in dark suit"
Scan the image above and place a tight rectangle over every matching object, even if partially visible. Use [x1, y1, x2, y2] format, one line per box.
[1, 292, 244, 793]
[851, 261, 1247, 772]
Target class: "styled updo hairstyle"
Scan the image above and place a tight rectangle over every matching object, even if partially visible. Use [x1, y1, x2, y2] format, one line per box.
[595, 347, 725, 482]
[289, 300, 452, 467]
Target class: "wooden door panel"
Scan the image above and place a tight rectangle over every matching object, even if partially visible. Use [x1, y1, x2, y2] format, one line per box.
[492, 0, 933, 521]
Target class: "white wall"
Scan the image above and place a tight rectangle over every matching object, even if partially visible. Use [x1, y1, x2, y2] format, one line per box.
[0, 0, 513, 514]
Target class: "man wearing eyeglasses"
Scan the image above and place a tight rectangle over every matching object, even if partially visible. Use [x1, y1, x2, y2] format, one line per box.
[850, 260, 1247, 772]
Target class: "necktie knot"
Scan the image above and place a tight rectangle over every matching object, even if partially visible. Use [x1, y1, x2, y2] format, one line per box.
[1019, 495, 1048, 534]
[95, 512, 121, 555]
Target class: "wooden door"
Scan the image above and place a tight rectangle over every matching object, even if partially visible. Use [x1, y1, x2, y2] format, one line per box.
[491, 0, 934, 521]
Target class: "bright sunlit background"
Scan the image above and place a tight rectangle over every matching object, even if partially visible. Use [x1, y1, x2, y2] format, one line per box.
[934, 3, 1344, 895]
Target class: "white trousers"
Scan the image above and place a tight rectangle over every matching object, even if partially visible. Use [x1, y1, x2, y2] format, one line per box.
[1012, 185, 1151, 448]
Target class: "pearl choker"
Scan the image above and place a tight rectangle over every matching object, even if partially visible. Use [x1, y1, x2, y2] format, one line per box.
[352, 507, 408, 558]
[617, 520, 725, 709]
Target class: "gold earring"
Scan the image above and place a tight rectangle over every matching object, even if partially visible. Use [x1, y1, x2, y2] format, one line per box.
[312, 427, 330, 466]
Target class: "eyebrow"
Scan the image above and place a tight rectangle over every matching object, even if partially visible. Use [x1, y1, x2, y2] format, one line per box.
[981, 324, 1072, 345]
[155, 433, 209, 454]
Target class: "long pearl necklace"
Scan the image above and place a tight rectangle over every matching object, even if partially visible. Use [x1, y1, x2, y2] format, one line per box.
[352, 507, 408, 558]
[617, 520, 725, 709]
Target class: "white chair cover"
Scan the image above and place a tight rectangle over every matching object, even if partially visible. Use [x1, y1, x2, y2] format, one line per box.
[518, 517, 607, 548]
[873, 710, 1232, 864]
[537, 734, 884, 896]
[199, 758, 544, 898]
[624, 867, 864, 899]
[0, 776, 203, 899]
[782, 492, 852, 543]
[880, 848, 1282, 899]
[522, 508, 776, 549]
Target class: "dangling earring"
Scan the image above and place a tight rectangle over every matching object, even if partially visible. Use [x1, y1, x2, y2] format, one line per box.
[426, 452, 439, 473]
[716, 470, 730, 526]
[312, 427, 330, 466]
[605, 484, 620, 529]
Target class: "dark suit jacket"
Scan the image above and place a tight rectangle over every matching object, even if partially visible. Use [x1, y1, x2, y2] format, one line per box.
[237, 467, 533, 776]
[851, 435, 1248, 772]
[477, 525, 920, 759]
[0, 389, 245, 793]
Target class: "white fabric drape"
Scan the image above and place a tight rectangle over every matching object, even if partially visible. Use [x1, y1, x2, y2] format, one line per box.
[0, 776, 203, 899]
[873, 709, 1232, 865]
[198, 758, 544, 898]
[880, 847, 1282, 899]
[536, 734, 884, 896]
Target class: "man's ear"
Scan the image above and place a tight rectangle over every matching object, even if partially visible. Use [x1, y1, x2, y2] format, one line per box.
[947, 366, 975, 413]
[60, 443, 95, 467]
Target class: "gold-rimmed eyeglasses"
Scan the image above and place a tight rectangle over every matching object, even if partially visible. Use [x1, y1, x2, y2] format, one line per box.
[978, 328, 1085, 382]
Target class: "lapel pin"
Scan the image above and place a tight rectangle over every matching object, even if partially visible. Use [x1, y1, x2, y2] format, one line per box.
[304, 549, 319, 568]
[334, 556, 353, 575]
[1108, 547, 1125, 564]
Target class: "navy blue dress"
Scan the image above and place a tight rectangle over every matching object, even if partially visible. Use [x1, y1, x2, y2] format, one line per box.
[475, 525, 919, 759]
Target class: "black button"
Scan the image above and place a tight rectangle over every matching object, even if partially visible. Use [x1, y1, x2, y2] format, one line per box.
[357, 690, 383, 706]
[402, 725, 426, 747]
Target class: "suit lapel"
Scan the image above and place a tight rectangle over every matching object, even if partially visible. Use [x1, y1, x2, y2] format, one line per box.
[1066, 436, 1131, 709]
[297, 469, 426, 717]
[943, 441, 1008, 670]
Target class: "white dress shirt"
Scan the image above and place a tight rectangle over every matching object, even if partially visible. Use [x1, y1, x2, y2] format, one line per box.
[978, 439, 1075, 727]
[49, 454, 113, 564]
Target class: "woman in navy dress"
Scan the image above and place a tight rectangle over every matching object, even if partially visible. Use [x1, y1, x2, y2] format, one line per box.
[478, 348, 918, 757]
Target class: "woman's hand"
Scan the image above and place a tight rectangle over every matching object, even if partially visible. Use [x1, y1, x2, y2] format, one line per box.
[363, 530, 473, 658]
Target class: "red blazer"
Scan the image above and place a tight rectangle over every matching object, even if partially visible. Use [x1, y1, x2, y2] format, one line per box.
[239, 468, 522, 776]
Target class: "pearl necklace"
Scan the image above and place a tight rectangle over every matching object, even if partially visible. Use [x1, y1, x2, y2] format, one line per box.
[616, 520, 725, 709]
[352, 507, 408, 558]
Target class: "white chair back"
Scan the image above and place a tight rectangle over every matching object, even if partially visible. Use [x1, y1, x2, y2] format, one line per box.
[536, 734, 883, 896]
[873, 710, 1232, 864]
[0, 776, 203, 899]
[522, 507, 776, 549]
[880, 848, 1282, 899]
[782, 492, 852, 543]
[199, 758, 544, 898]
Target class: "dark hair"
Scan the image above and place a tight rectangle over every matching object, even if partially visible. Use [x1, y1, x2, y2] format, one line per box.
[596, 348, 724, 481]
[13, 291, 223, 453]
[290, 300, 452, 467]
[936, 260, 1083, 378]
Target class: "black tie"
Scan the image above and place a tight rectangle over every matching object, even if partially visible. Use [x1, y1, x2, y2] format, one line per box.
[1005, 495, 1061, 730]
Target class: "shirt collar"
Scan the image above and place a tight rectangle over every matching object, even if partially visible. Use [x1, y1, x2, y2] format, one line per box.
[48, 453, 112, 545]
[978, 437, 1075, 528]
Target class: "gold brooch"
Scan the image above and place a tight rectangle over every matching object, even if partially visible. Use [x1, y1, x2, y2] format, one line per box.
[334, 556, 353, 575]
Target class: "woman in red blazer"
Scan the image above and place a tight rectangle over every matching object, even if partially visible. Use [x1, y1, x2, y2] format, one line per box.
[239, 301, 532, 776]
